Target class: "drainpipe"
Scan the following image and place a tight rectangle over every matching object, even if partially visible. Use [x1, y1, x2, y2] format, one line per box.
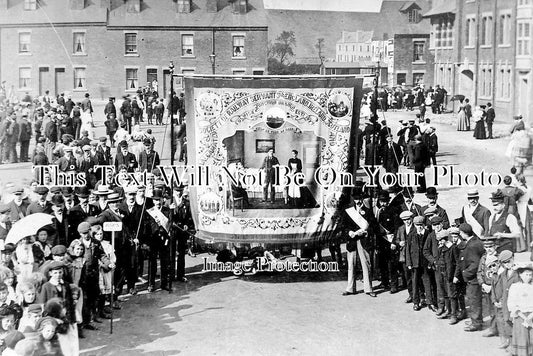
[474, 0, 481, 105]
[491, 0, 498, 106]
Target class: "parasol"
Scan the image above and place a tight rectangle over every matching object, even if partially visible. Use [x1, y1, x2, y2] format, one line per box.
[450, 94, 465, 102]
[5, 213, 54, 245]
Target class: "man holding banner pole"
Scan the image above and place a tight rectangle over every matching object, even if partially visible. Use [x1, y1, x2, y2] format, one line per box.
[342, 189, 377, 297]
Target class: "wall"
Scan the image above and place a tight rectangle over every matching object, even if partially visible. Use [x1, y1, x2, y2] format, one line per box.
[393, 34, 434, 86]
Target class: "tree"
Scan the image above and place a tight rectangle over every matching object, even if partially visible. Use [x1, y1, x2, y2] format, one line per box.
[272, 31, 296, 65]
[315, 38, 325, 66]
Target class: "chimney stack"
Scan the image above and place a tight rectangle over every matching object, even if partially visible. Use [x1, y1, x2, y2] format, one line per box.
[69, 0, 86, 10]
[126, 0, 141, 13]
[176, 0, 191, 13]
[206, 0, 217, 13]
[231, 0, 247, 14]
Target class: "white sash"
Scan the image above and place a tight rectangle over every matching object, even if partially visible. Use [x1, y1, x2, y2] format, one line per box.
[463, 205, 484, 237]
[345, 206, 369, 230]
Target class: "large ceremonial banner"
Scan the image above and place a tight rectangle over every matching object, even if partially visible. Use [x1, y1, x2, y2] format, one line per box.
[184, 76, 363, 244]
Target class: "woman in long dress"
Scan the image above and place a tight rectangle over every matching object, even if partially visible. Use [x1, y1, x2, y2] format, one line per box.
[80, 108, 94, 139]
[516, 175, 533, 251]
[473, 106, 487, 139]
[456, 100, 469, 131]
[507, 265, 533, 356]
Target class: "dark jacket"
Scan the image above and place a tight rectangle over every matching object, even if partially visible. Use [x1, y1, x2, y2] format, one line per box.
[412, 141, 429, 168]
[341, 204, 374, 252]
[114, 151, 138, 172]
[18, 118, 32, 141]
[423, 230, 439, 267]
[436, 243, 456, 281]
[406, 228, 429, 268]
[460, 236, 485, 283]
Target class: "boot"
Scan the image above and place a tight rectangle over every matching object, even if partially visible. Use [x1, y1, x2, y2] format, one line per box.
[77, 325, 85, 339]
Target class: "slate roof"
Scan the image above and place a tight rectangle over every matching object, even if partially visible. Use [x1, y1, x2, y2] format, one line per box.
[422, 1, 456, 17]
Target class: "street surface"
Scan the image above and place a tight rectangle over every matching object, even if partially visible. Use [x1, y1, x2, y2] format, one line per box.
[0, 103, 518, 356]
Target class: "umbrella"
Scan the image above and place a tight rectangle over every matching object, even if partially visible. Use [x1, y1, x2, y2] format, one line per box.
[451, 94, 465, 102]
[5, 213, 54, 245]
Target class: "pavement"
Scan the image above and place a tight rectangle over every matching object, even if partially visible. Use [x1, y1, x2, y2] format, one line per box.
[0, 104, 527, 356]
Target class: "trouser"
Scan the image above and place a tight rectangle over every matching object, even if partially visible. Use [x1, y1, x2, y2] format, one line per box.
[20, 140, 30, 162]
[263, 170, 276, 202]
[147, 110, 153, 124]
[447, 281, 458, 315]
[149, 245, 170, 287]
[429, 152, 436, 166]
[435, 269, 447, 310]
[495, 307, 512, 338]
[465, 282, 483, 327]
[346, 241, 373, 294]
[108, 131, 116, 147]
[175, 234, 187, 279]
[74, 122, 81, 139]
[378, 246, 399, 289]
[156, 114, 163, 125]
[483, 292, 498, 333]
[134, 113, 140, 125]
[126, 117, 132, 134]
[414, 165, 426, 192]
[486, 123, 493, 138]
[407, 141, 416, 166]
[402, 262, 413, 297]
[412, 266, 436, 305]
[82, 277, 99, 324]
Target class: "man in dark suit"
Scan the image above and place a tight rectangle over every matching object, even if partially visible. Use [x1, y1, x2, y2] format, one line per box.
[421, 187, 450, 229]
[260, 148, 280, 203]
[395, 211, 416, 303]
[412, 134, 429, 193]
[145, 188, 172, 291]
[81, 93, 93, 115]
[381, 134, 403, 174]
[65, 95, 75, 115]
[95, 137, 112, 166]
[8, 187, 29, 224]
[50, 194, 70, 246]
[424, 126, 438, 166]
[18, 112, 32, 162]
[27, 186, 52, 215]
[458, 223, 485, 331]
[104, 97, 116, 118]
[175, 188, 194, 282]
[406, 216, 431, 310]
[138, 139, 160, 173]
[69, 187, 101, 240]
[114, 140, 138, 173]
[485, 102, 495, 139]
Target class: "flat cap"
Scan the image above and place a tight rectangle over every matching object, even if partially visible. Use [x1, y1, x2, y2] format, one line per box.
[400, 211, 413, 220]
[436, 230, 450, 240]
[448, 226, 460, 235]
[82, 145, 91, 151]
[413, 216, 425, 225]
[498, 250, 513, 263]
[51, 245, 67, 256]
[34, 186, 49, 195]
[77, 222, 91, 234]
[430, 216, 443, 225]
[424, 206, 438, 216]
[459, 223, 473, 235]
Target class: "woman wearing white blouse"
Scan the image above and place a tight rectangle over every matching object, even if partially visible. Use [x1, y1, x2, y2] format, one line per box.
[507, 264, 533, 356]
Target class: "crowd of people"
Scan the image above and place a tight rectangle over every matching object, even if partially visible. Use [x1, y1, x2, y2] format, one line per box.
[0, 86, 194, 354]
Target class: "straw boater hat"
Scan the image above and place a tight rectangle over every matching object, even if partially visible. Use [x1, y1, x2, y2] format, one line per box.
[106, 193, 122, 204]
[466, 189, 479, 199]
[93, 185, 112, 196]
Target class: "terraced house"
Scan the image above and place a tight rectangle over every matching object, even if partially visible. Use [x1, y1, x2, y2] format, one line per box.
[0, 0, 268, 100]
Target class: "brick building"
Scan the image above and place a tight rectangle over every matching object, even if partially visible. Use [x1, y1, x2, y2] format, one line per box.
[392, 33, 434, 87]
[0, 0, 268, 101]
[424, 0, 533, 122]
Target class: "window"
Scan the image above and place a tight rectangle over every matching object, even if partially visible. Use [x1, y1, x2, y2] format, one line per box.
[481, 15, 493, 46]
[19, 32, 31, 53]
[498, 13, 512, 45]
[413, 73, 424, 86]
[233, 36, 245, 57]
[396, 73, 406, 85]
[125, 33, 137, 54]
[24, 0, 37, 10]
[481, 69, 487, 96]
[73, 32, 86, 54]
[413, 41, 424, 62]
[518, 21, 531, 56]
[505, 69, 511, 98]
[232, 69, 246, 75]
[252, 70, 264, 75]
[74, 67, 86, 89]
[19, 67, 31, 88]
[126, 68, 138, 90]
[519, 0, 531, 5]
[181, 34, 194, 56]
[487, 68, 492, 97]
[465, 17, 476, 47]
[408, 9, 420, 23]
[147, 68, 157, 86]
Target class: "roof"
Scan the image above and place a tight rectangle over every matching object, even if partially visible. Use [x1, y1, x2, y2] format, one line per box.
[422, 1, 456, 17]
[337, 31, 374, 44]
[0, 0, 107, 25]
[268, 0, 432, 60]
[323, 61, 379, 69]
[400, 1, 421, 12]
[263, 0, 384, 12]
[0, 0, 268, 29]
[107, 0, 268, 29]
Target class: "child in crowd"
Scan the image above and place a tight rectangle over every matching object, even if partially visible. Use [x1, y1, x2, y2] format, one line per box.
[92, 225, 115, 320]
[0, 307, 17, 352]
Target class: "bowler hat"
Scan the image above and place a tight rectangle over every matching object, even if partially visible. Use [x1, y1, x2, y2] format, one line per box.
[119, 140, 128, 148]
[490, 190, 505, 202]
[425, 187, 438, 198]
[152, 189, 165, 200]
[75, 186, 90, 198]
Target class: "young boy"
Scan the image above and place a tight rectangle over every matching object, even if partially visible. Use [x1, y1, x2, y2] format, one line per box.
[435, 229, 454, 319]
[448, 226, 466, 324]
[477, 237, 499, 337]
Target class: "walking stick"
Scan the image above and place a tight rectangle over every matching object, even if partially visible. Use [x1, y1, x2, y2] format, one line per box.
[110, 230, 115, 335]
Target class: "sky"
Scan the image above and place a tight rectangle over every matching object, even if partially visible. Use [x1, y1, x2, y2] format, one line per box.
[262, 0, 385, 12]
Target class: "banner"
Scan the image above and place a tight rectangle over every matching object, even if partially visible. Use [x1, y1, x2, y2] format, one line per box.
[184, 76, 363, 244]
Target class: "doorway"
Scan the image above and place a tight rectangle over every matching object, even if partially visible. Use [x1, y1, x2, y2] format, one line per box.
[459, 69, 474, 100]
[54, 67, 67, 96]
[38, 67, 51, 96]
